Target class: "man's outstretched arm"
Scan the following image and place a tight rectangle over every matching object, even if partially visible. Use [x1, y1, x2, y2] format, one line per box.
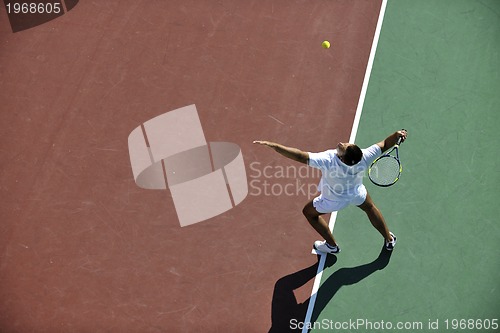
[253, 140, 309, 164]
[376, 129, 408, 153]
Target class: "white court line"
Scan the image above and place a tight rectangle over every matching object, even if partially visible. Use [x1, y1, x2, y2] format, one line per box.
[302, 0, 388, 331]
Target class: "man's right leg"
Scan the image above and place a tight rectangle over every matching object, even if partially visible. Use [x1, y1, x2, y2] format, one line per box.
[357, 192, 396, 249]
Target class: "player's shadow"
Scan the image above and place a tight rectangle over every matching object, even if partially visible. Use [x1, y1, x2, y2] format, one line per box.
[268, 247, 392, 333]
[268, 254, 337, 333]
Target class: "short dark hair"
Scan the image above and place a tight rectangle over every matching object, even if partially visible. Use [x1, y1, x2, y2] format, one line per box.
[344, 145, 362, 166]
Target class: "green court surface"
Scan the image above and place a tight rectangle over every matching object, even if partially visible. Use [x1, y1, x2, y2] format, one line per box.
[310, 0, 500, 332]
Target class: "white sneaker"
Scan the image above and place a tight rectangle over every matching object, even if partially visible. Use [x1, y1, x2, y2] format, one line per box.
[313, 240, 340, 254]
[385, 232, 397, 251]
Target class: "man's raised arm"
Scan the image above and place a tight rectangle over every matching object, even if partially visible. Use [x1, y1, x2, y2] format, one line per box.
[376, 129, 408, 153]
[253, 140, 309, 164]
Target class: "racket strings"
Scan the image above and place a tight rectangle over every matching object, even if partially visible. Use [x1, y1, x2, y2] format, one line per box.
[369, 157, 400, 186]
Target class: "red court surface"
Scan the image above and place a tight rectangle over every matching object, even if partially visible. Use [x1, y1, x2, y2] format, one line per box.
[0, 1, 381, 332]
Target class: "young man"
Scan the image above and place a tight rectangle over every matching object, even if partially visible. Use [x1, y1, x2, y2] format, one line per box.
[253, 129, 407, 254]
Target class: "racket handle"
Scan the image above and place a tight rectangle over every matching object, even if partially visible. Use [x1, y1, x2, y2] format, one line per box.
[396, 129, 407, 145]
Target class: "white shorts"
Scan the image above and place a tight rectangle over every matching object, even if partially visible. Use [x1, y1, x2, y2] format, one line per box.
[312, 185, 367, 213]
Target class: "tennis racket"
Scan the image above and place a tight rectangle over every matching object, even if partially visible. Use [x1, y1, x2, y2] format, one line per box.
[368, 134, 404, 187]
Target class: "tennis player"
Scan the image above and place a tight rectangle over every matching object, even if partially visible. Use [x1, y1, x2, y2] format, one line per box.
[253, 129, 407, 254]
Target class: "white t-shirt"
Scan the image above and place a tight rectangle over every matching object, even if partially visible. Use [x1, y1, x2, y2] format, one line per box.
[308, 144, 381, 200]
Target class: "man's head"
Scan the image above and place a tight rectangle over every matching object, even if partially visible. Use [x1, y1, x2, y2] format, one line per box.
[336, 142, 362, 166]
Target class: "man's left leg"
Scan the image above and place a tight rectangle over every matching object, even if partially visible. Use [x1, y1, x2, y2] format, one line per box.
[302, 199, 340, 254]
[302, 200, 337, 247]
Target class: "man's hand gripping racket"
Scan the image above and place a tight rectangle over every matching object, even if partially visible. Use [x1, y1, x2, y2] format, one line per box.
[369, 129, 407, 187]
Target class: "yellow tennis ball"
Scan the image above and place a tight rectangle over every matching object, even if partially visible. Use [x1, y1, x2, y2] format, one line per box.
[322, 40, 331, 49]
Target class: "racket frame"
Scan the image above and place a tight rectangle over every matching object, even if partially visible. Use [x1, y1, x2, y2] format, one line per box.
[368, 136, 403, 187]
